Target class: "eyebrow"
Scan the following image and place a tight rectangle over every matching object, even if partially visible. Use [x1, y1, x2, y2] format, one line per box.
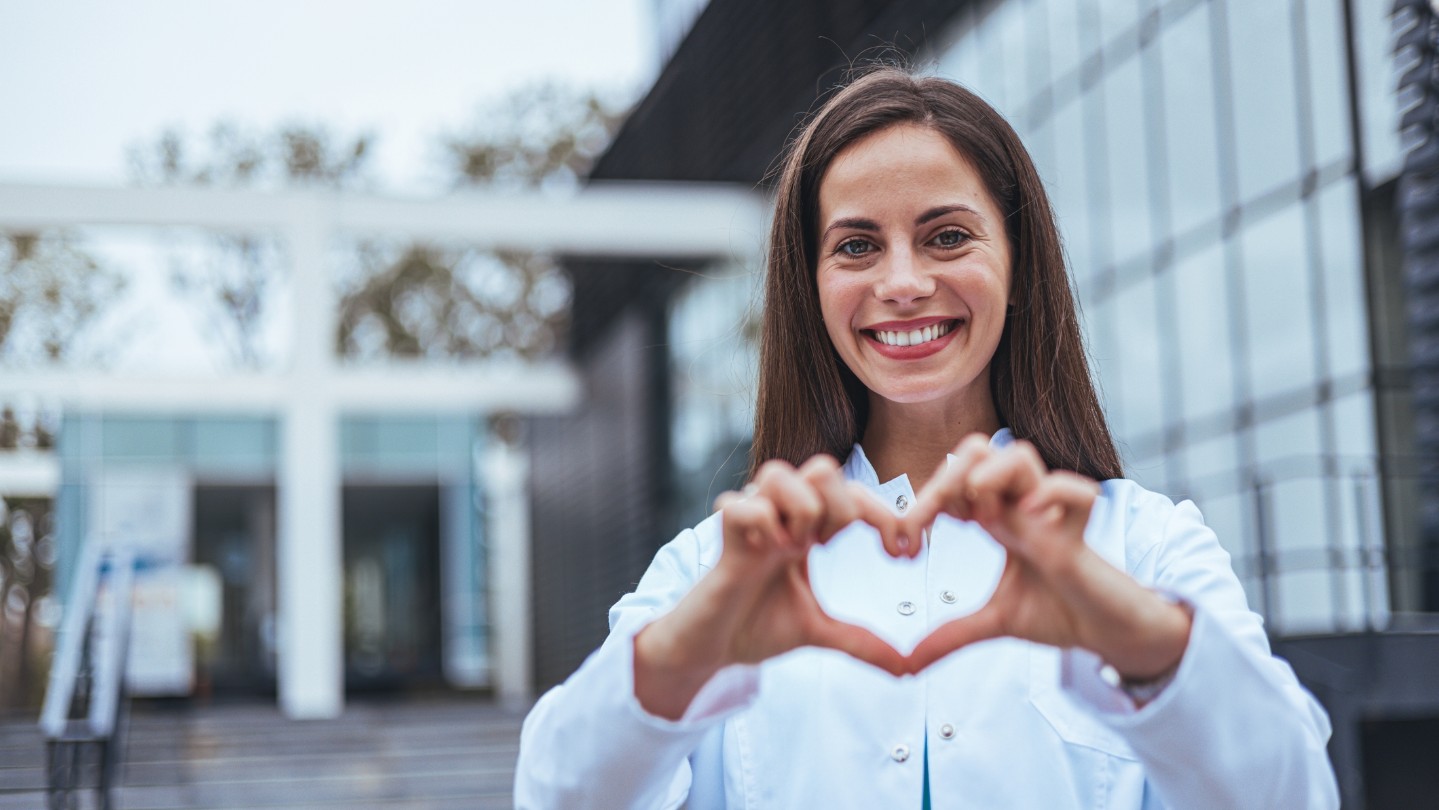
[821, 204, 985, 242]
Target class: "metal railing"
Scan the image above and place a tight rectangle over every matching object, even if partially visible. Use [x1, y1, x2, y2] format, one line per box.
[38, 540, 136, 810]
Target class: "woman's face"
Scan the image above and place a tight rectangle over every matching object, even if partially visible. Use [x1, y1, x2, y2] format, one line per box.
[815, 123, 1012, 410]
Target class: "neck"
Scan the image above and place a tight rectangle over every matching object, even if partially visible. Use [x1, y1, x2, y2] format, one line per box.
[860, 387, 1001, 491]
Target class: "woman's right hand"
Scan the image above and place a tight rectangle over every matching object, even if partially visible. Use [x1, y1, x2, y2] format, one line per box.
[634, 455, 911, 720]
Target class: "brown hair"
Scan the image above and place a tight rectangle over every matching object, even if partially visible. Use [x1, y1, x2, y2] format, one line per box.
[749, 67, 1123, 481]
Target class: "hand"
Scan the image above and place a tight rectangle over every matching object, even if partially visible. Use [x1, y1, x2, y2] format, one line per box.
[901, 436, 1192, 682]
[635, 455, 911, 719]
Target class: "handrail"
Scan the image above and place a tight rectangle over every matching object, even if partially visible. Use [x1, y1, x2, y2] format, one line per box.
[38, 539, 136, 810]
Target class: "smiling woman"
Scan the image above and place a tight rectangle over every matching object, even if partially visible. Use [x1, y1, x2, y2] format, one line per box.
[513, 68, 1339, 810]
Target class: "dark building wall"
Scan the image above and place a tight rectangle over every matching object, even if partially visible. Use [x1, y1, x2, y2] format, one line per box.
[528, 306, 673, 689]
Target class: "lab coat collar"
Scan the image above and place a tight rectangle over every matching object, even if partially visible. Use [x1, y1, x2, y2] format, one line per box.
[842, 427, 1016, 495]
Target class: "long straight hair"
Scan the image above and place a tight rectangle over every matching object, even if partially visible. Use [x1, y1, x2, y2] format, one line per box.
[749, 68, 1123, 482]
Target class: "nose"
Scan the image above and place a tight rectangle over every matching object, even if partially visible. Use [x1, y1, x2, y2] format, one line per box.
[873, 245, 936, 304]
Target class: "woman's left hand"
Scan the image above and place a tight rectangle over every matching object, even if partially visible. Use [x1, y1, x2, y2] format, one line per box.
[899, 435, 1193, 684]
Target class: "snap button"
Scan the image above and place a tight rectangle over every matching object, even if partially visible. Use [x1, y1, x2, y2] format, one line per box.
[940, 590, 957, 604]
[897, 601, 915, 616]
[895, 494, 909, 512]
[939, 724, 955, 740]
[890, 743, 910, 762]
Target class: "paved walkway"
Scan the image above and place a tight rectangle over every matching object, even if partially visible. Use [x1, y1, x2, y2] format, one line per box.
[0, 698, 526, 809]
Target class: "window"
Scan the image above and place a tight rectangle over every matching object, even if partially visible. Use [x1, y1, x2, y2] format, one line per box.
[1160, 2, 1224, 240]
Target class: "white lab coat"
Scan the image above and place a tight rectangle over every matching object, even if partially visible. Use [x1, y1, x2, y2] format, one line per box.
[515, 432, 1339, 809]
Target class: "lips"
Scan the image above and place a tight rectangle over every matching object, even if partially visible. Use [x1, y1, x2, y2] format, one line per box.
[861, 318, 962, 359]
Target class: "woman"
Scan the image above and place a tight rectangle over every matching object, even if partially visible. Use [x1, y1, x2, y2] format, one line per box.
[514, 68, 1338, 809]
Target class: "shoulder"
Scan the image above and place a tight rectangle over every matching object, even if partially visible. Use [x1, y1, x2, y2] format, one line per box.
[1089, 477, 1202, 575]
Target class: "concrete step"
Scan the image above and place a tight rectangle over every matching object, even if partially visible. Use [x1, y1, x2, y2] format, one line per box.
[0, 697, 527, 810]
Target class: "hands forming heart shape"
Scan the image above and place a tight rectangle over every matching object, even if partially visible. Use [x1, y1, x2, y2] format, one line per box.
[633, 434, 1193, 721]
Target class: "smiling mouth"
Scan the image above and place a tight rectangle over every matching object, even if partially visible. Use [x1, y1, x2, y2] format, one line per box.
[864, 319, 961, 348]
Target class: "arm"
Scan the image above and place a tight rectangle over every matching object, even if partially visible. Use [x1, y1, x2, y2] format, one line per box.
[514, 523, 758, 810]
[1064, 493, 1339, 810]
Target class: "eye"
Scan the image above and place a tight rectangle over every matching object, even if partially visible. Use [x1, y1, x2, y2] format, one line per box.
[836, 238, 875, 257]
[931, 229, 969, 249]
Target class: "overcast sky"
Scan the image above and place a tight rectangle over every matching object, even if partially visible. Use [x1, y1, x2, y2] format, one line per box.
[0, 0, 655, 190]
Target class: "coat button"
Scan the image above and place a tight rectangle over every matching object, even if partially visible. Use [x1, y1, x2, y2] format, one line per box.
[891, 744, 910, 762]
[895, 494, 909, 512]
[897, 601, 915, 616]
[939, 724, 955, 740]
[940, 590, 957, 604]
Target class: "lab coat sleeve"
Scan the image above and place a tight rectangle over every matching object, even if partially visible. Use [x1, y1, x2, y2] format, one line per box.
[1062, 494, 1340, 810]
[513, 523, 760, 810]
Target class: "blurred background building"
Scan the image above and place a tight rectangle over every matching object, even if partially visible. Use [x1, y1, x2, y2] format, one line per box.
[0, 0, 1435, 807]
[536, 0, 1436, 806]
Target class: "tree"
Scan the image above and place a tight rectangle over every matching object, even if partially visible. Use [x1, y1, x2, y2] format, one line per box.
[128, 122, 373, 367]
[129, 83, 625, 364]
[0, 232, 126, 366]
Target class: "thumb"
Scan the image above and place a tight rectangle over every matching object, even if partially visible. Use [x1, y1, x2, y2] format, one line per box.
[807, 614, 909, 677]
[906, 607, 1005, 674]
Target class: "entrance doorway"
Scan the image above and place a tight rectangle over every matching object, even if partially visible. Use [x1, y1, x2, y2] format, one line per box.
[192, 485, 278, 696]
[341, 485, 443, 692]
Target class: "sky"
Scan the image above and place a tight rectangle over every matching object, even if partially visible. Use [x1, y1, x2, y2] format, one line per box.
[0, 0, 657, 373]
[0, 0, 655, 190]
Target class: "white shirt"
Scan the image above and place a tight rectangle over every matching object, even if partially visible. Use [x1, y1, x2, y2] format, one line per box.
[515, 431, 1339, 809]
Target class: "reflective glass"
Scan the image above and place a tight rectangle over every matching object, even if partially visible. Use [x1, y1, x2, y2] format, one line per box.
[1050, 98, 1096, 281]
[1226, 0, 1303, 203]
[1159, 2, 1223, 239]
[1241, 204, 1318, 400]
[1254, 406, 1323, 470]
[1331, 388, 1377, 460]
[975, 8, 1009, 116]
[192, 417, 276, 473]
[1113, 274, 1166, 441]
[1095, 0, 1143, 50]
[1352, 0, 1403, 183]
[1088, 291, 1125, 436]
[1182, 431, 1242, 488]
[1172, 242, 1236, 423]
[1302, 0, 1353, 170]
[1103, 56, 1154, 265]
[100, 416, 181, 461]
[1276, 567, 1338, 632]
[1047, 0, 1099, 83]
[1191, 490, 1253, 577]
[937, 11, 982, 91]
[1316, 179, 1370, 380]
[1128, 453, 1169, 494]
[996, 1, 1031, 114]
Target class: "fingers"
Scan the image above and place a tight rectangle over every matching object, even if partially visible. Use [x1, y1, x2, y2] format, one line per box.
[807, 614, 910, 677]
[966, 440, 1047, 522]
[845, 481, 910, 558]
[1019, 471, 1100, 524]
[903, 433, 991, 541]
[905, 608, 1006, 674]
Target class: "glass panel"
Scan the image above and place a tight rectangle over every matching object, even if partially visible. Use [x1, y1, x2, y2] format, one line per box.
[1254, 406, 1323, 470]
[1225, 0, 1303, 203]
[1241, 204, 1317, 401]
[996, 1, 1031, 114]
[1192, 490, 1252, 580]
[937, 9, 981, 90]
[1172, 242, 1236, 424]
[1113, 274, 1165, 441]
[1316, 179, 1370, 380]
[100, 416, 182, 461]
[1276, 568, 1338, 632]
[975, 8, 1009, 115]
[192, 417, 276, 474]
[1160, 2, 1223, 239]
[1050, 98, 1095, 281]
[1331, 388, 1377, 460]
[1302, 0, 1352, 170]
[1026, 115, 1056, 187]
[1128, 453, 1168, 494]
[1103, 56, 1154, 266]
[1088, 291, 1125, 437]
[1183, 431, 1241, 490]
[1095, 0, 1143, 49]
[1351, 0, 1404, 183]
[1046, 0, 1092, 84]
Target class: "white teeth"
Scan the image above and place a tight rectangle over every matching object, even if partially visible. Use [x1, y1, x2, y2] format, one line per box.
[873, 321, 954, 347]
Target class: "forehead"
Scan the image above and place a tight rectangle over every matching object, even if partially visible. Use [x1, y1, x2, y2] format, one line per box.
[818, 124, 997, 221]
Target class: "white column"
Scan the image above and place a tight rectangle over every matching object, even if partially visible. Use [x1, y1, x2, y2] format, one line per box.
[277, 203, 344, 718]
[484, 439, 532, 706]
